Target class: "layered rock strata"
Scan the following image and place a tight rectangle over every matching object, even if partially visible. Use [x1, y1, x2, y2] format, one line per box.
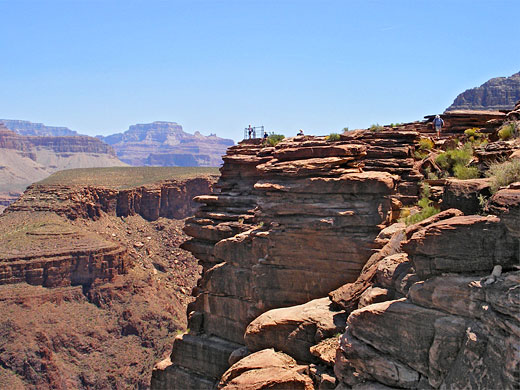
[334, 194, 520, 388]
[445, 71, 520, 112]
[153, 132, 425, 388]
[6, 177, 214, 221]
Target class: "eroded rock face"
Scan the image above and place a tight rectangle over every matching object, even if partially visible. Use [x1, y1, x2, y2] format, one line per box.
[445, 71, 520, 112]
[7, 176, 215, 221]
[336, 207, 520, 389]
[157, 132, 422, 388]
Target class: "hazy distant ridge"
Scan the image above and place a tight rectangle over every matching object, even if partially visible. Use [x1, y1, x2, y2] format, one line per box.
[1, 119, 80, 137]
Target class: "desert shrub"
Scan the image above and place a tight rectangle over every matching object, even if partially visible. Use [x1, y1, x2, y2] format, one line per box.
[402, 183, 440, 225]
[418, 137, 434, 151]
[414, 150, 429, 160]
[369, 123, 384, 132]
[435, 143, 473, 174]
[498, 122, 519, 140]
[268, 134, 285, 146]
[453, 164, 479, 180]
[464, 128, 479, 137]
[326, 133, 341, 142]
[486, 158, 520, 193]
[342, 127, 349, 132]
[424, 167, 439, 180]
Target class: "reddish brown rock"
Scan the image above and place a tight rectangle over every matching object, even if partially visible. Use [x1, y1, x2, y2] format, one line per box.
[217, 349, 313, 390]
[442, 178, 491, 214]
[403, 215, 518, 278]
[244, 298, 347, 363]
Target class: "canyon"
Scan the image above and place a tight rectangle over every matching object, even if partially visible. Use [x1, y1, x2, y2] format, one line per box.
[151, 106, 519, 389]
[0, 124, 127, 211]
[0, 167, 218, 389]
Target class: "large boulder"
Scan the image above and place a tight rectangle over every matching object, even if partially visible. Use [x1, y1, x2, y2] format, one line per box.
[244, 298, 346, 362]
[218, 349, 313, 390]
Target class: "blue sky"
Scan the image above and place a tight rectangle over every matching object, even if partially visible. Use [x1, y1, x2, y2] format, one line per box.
[1, 0, 519, 142]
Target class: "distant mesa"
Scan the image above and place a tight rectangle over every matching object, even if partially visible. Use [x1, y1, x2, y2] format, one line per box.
[0, 123, 127, 206]
[445, 71, 520, 112]
[97, 121, 235, 167]
[1, 118, 80, 136]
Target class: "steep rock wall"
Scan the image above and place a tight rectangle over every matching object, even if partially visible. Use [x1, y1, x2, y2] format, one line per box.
[6, 177, 215, 221]
[152, 132, 422, 389]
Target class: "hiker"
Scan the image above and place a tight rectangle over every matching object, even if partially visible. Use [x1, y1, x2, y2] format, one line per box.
[433, 115, 444, 138]
[297, 129, 304, 136]
[263, 132, 268, 140]
[248, 124, 253, 139]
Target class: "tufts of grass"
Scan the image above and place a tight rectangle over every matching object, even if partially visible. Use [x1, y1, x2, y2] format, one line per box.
[486, 159, 520, 193]
[369, 124, 384, 132]
[401, 183, 440, 225]
[326, 133, 341, 142]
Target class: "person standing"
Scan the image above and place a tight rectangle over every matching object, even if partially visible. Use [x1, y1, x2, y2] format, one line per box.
[248, 124, 253, 139]
[433, 115, 444, 138]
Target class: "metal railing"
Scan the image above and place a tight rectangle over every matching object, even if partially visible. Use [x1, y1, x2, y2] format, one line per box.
[244, 125, 265, 139]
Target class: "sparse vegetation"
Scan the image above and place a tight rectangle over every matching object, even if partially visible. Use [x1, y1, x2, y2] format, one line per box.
[38, 167, 219, 189]
[498, 121, 519, 140]
[268, 134, 285, 146]
[369, 123, 384, 132]
[453, 164, 479, 180]
[401, 183, 440, 225]
[435, 143, 474, 176]
[342, 127, 349, 132]
[326, 133, 341, 142]
[418, 137, 434, 151]
[486, 158, 520, 193]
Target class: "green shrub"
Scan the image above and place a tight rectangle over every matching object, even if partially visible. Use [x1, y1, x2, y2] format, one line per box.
[453, 164, 479, 180]
[369, 123, 384, 132]
[464, 128, 479, 137]
[435, 143, 473, 174]
[326, 133, 341, 142]
[418, 137, 434, 151]
[486, 159, 520, 193]
[414, 150, 429, 160]
[268, 134, 285, 146]
[402, 183, 440, 225]
[498, 122, 519, 140]
[342, 127, 349, 132]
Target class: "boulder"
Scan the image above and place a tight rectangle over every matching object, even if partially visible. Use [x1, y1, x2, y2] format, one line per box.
[218, 349, 313, 390]
[244, 298, 346, 362]
[442, 178, 491, 214]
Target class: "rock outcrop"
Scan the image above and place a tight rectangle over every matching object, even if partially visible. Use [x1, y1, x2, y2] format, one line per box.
[7, 176, 215, 221]
[446, 71, 520, 111]
[153, 130, 425, 388]
[98, 121, 234, 167]
[153, 108, 519, 389]
[334, 186, 520, 389]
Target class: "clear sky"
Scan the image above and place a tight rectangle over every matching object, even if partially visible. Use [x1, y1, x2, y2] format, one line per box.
[1, 0, 519, 142]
